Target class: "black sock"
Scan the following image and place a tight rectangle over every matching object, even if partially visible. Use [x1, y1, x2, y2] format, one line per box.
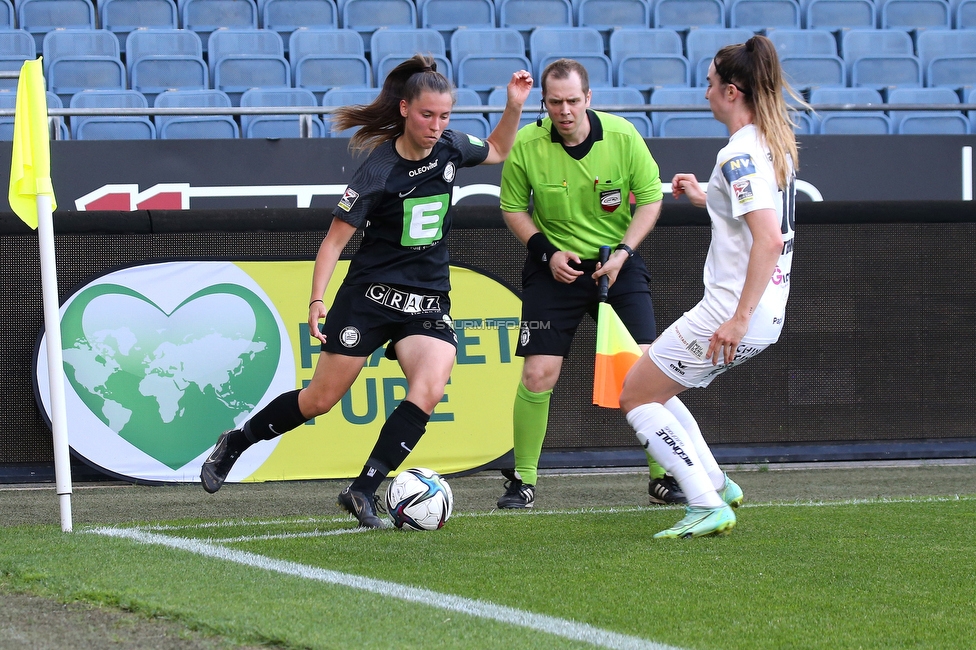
[242, 389, 307, 444]
[351, 400, 430, 495]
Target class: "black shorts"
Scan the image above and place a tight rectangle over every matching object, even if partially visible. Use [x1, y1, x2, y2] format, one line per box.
[321, 282, 457, 359]
[516, 254, 656, 358]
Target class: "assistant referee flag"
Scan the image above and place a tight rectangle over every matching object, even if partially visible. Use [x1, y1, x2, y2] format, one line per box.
[593, 302, 642, 408]
[8, 58, 56, 229]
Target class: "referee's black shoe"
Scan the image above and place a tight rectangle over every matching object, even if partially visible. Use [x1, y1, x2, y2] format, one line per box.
[648, 474, 687, 505]
[496, 468, 535, 509]
[338, 487, 387, 529]
[200, 429, 246, 494]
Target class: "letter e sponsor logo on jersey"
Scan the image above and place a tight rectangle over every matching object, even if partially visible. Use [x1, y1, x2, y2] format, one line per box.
[732, 179, 754, 204]
[337, 187, 359, 212]
[599, 188, 622, 212]
[721, 154, 756, 182]
[401, 193, 450, 247]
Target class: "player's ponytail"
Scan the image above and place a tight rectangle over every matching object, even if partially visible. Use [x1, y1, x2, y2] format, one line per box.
[333, 54, 454, 154]
[714, 35, 806, 189]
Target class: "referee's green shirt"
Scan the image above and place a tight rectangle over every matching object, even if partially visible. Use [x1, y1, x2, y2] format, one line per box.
[499, 110, 663, 260]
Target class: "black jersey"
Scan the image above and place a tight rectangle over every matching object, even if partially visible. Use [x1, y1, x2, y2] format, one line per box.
[333, 130, 490, 291]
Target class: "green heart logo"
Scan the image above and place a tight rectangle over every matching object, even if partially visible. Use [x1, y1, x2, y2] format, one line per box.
[60, 283, 281, 469]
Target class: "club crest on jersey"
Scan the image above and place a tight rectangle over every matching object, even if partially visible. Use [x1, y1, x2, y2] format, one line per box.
[339, 326, 361, 347]
[443, 161, 456, 183]
[337, 187, 359, 212]
[721, 155, 756, 182]
[599, 188, 622, 212]
[732, 178, 754, 204]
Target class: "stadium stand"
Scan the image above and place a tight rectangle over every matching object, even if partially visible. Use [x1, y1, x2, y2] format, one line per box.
[804, 0, 876, 31]
[289, 27, 371, 101]
[69, 88, 156, 140]
[487, 85, 541, 128]
[687, 28, 753, 85]
[958, 0, 976, 28]
[577, 0, 651, 49]
[0, 88, 67, 140]
[240, 86, 325, 138]
[850, 54, 923, 92]
[650, 86, 727, 137]
[0, 0, 12, 30]
[154, 88, 239, 139]
[810, 86, 893, 134]
[208, 27, 289, 105]
[654, 0, 725, 30]
[181, 0, 258, 52]
[126, 28, 208, 105]
[260, 0, 336, 52]
[370, 27, 447, 81]
[99, 0, 179, 52]
[0, 28, 35, 90]
[421, 0, 495, 53]
[498, 0, 574, 45]
[887, 86, 969, 134]
[766, 27, 838, 57]
[342, 0, 417, 52]
[917, 29, 976, 92]
[729, 0, 802, 30]
[879, 0, 951, 31]
[19, 0, 96, 51]
[43, 28, 126, 105]
[322, 86, 381, 136]
[590, 86, 651, 136]
[450, 86, 490, 138]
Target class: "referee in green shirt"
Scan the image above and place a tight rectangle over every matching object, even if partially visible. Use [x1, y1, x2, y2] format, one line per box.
[496, 58, 677, 508]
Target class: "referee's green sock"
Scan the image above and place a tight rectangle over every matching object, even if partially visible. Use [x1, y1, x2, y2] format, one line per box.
[646, 452, 667, 480]
[512, 382, 551, 487]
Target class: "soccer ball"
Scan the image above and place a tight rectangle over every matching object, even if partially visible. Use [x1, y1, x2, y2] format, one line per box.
[385, 467, 453, 531]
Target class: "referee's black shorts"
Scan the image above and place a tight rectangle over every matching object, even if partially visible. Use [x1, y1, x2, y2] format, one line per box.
[321, 282, 457, 359]
[515, 254, 656, 358]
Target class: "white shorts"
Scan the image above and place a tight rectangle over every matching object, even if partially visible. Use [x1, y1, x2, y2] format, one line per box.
[648, 313, 769, 389]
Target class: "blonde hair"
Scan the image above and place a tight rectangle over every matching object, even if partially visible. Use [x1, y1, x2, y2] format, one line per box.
[714, 35, 807, 189]
[332, 54, 454, 154]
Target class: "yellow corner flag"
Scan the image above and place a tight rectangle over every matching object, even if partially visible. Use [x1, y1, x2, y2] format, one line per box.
[593, 302, 643, 408]
[8, 58, 56, 230]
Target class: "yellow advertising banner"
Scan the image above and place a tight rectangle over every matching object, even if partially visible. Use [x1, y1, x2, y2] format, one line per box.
[34, 260, 523, 483]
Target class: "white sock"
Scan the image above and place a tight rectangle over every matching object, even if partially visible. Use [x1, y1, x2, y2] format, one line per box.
[664, 396, 725, 491]
[626, 403, 724, 508]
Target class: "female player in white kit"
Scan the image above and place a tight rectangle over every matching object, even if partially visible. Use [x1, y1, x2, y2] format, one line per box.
[619, 34, 802, 538]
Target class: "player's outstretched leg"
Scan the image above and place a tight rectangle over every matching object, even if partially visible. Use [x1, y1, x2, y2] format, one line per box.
[497, 468, 535, 509]
[200, 429, 252, 493]
[718, 472, 743, 508]
[652, 505, 737, 539]
[337, 487, 387, 529]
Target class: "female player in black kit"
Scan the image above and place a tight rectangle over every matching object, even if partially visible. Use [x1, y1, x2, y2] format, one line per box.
[201, 55, 534, 528]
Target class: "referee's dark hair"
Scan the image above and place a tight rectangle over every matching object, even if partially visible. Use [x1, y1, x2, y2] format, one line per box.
[333, 53, 454, 154]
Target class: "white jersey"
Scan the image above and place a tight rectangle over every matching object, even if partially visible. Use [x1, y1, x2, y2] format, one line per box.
[692, 124, 795, 344]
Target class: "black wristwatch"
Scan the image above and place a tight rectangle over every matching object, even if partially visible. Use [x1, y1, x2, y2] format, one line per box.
[615, 243, 635, 257]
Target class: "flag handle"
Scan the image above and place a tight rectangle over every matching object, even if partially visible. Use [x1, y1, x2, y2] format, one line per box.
[597, 245, 610, 302]
[38, 193, 72, 532]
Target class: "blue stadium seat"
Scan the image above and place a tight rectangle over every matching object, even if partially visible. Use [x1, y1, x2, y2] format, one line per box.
[289, 28, 370, 101]
[182, 0, 258, 52]
[729, 0, 801, 30]
[69, 89, 156, 140]
[577, 0, 650, 49]
[0, 0, 12, 29]
[687, 28, 753, 86]
[421, 0, 495, 53]
[617, 54, 689, 92]
[452, 28, 528, 96]
[793, 111, 816, 134]
[499, 0, 573, 45]
[209, 29, 289, 105]
[850, 54, 922, 91]
[879, 0, 950, 31]
[810, 87, 892, 134]
[99, 0, 178, 53]
[0, 89, 68, 140]
[969, 88, 976, 134]
[805, 0, 875, 31]
[126, 29, 208, 105]
[766, 28, 838, 58]
[654, 0, 724, 30]
[371, 27, 446, 81]
[529, 27, 604, 76]
[841, 29, 913, 77]
[451, 27, 525, 65]
[608, 28, 682, 68]
[261, 0, 337, 51]
[154, 89, 239, 139]
[887, 86, 967, 134]
[958, 0, 976, 28]
[377, 54, 452, 86]
[781, 54, 846, 91]
[19, 0, 96, 51]
[449, 87, 490, 139]
[322, 86, 381, 137]
[649, 86, 726, 137]
[537, 53, 612, 87]
[918, 30, 976, 90]
[590, 86, 651, 137]
[0, 29, 36, 90]
[342, 0, 417, 52]
[240, 87, 325, 138]
[42, 29, 126, 105]
[487, 85, 541, 128]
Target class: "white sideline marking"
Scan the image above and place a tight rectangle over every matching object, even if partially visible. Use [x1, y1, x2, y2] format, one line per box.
[91, 526, 681, 650]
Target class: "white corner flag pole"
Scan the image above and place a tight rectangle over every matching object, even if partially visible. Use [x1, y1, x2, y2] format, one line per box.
[36, 192, 72, 532]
